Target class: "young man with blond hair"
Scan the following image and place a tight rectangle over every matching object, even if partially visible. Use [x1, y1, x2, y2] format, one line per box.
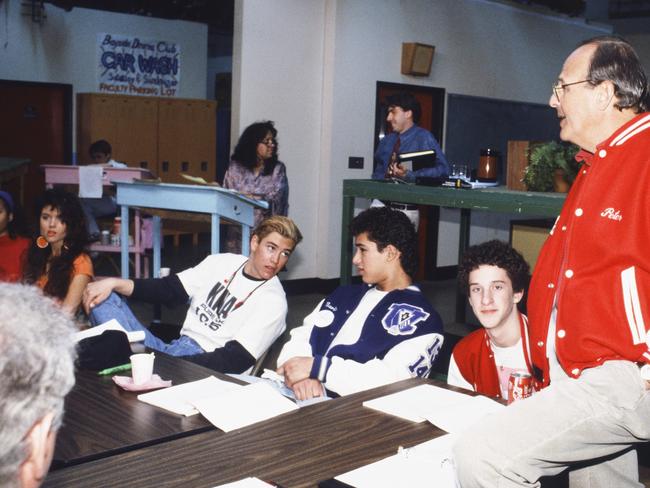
[83, 216, 302, 374]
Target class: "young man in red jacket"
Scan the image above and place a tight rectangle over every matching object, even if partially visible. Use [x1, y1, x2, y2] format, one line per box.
[455, 36, 650, 488]
[447, 240, 538, 400]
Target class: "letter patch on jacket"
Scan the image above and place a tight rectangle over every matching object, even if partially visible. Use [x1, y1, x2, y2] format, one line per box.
[382, 303, 430, 336]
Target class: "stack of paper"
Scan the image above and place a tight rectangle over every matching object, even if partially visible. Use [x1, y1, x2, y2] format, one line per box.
[194, 382, 299, 432]
[138, 376, 242, 416]
[138, 377, 299, 431]
[363, 384, 504, 434]
[336, 434, 458, 488]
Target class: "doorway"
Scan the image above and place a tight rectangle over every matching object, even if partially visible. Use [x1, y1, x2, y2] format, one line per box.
[0, 80, 73, 216]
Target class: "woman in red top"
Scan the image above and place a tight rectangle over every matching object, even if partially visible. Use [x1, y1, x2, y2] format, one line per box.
[23, 189, 93, 316]
[0, 191, 30, 282]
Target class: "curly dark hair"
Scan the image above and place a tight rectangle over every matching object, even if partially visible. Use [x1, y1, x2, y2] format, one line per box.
[350, 207, 417, 278]
[230, 121, 279, 176]
[23, 189, 89, 300]
[457, 240, 530, 296]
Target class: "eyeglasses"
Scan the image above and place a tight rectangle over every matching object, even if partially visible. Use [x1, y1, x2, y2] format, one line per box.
[552, 79, 592, 101]
[260, 138, 276, 146]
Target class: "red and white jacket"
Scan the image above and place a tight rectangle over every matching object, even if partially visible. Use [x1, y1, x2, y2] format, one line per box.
[527, 112, 650, 386]
[448, 313, 538, 399]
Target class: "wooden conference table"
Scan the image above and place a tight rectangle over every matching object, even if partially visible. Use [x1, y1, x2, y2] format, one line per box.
[45, 376, 452, 487]
[52, 353, 219, 469]
[340, 179, 566, 320]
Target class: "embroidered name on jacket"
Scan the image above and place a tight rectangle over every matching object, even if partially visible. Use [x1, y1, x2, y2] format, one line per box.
[382, 303, 430, 336]
[600, 207, 622, 221]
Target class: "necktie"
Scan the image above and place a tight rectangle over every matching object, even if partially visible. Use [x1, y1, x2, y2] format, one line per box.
[385, 135, 401, 178]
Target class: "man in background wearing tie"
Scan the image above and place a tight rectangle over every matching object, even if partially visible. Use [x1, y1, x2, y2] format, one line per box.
[372, 91, 448, 182]
[371, 92, 449, 227]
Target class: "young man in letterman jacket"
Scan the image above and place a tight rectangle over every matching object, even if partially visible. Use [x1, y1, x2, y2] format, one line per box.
[455, 36, 650, 487]
[276, 206, 444, 400]
[82, 216, 302, 374]
[447, 240, 540, 400]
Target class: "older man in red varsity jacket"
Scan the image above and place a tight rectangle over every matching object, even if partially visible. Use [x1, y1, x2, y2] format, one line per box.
[454, 36, 650, 488]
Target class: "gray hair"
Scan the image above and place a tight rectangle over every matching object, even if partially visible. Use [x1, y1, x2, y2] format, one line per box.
[0, 284, 77, 487]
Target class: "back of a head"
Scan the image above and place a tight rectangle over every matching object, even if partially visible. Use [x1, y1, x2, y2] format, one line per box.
[88, 139, 112, 157]
[581, 36, 649, 113]
[0, 284, 77, 487]
[252, 215, 302, 248]
[385, 91, 422, 123]
[350, 207, 418, 277]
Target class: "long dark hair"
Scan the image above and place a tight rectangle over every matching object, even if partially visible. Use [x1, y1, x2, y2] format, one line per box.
[230, 121, 279, 176]
[23, 189, 89, 300]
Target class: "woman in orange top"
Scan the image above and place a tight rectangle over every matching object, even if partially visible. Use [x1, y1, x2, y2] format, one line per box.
[23, 189, 93, 316]
[0, 191, 30, 282]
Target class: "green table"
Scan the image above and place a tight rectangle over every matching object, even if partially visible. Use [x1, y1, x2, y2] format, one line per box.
[340, 179, 566, 321]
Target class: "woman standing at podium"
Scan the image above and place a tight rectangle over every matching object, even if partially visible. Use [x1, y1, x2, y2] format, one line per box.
[223, 120, 289, 253]
[23, 189, 93, 316]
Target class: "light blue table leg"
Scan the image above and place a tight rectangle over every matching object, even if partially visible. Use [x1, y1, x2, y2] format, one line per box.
[153, 215, 161, 278]
[120, 205, 129, 279]
[242, 225, 250, 256]
[211, 213, 219, 255]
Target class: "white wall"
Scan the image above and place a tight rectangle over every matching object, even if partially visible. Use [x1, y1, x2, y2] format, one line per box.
[233, 0, 328, 279]
[234, 0, 611, 280]
[0, 0, 208, 153]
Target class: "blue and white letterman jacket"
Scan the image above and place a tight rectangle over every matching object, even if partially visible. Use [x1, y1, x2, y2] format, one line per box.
[276, 284, 444, 396]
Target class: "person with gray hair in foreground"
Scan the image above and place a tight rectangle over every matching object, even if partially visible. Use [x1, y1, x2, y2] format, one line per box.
[0, 283, 77, 488]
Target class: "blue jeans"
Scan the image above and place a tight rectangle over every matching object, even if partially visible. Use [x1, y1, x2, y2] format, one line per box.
[80, 195, 118, 236]
[89, 292, 204, 356]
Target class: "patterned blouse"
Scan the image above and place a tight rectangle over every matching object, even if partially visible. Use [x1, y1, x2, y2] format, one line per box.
[222, 160, 289, 252]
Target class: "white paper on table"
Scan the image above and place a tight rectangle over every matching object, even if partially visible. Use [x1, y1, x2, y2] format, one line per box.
[137, 376, 242, 416]
[420, 394, 505, 435]
[363, 384, 505, 434]
[212, 478, 274, 488]
[336, 434, 459, 488]
[363, 384, 476, 422]
[193, 381, 299, 432]
[78, 166, 103, 198]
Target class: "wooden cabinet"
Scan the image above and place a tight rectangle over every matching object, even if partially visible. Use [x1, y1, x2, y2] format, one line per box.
[77, 93, 216, 182]
[157, 98, 216, 183]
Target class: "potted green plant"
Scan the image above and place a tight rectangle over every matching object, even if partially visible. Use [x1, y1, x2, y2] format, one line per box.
[523, 141, 580, 192]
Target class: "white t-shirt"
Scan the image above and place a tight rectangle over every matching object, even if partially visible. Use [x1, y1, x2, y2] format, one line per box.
[447, 337, 529, 398]
[177, 253, 287, 359]
[492, 339, 528, 398]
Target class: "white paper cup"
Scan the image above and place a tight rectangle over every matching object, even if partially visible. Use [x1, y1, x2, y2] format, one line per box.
[159, 267, 170, 278]
[130, 353, 155, 385]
